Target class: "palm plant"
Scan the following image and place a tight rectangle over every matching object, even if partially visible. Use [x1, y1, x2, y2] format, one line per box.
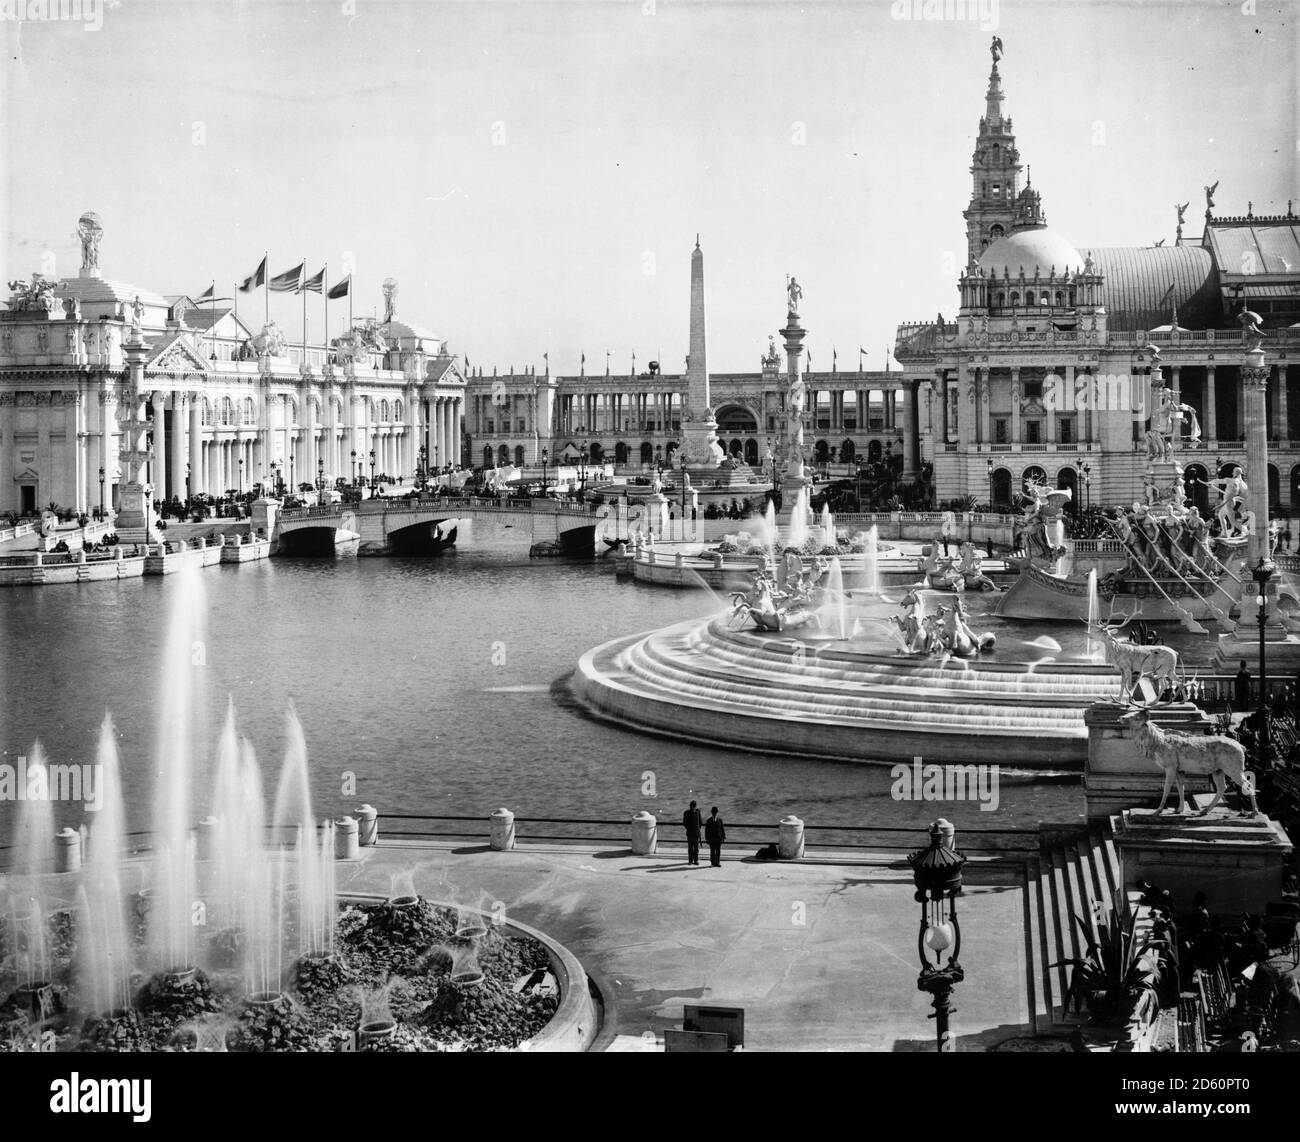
[1052, 903, 1163, 1022]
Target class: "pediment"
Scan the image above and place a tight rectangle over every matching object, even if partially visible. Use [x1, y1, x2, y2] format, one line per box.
[146, 336, 210, 374]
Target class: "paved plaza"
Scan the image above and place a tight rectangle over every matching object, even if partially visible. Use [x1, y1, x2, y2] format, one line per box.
[338, 838, 1030, 1051]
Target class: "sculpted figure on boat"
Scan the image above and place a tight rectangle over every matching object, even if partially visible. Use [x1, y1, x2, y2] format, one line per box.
[957, 541, 1000, 592]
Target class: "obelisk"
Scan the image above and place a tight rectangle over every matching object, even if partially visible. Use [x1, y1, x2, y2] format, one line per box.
[678, 237, 720, 469]
[779, 277, 810, 522]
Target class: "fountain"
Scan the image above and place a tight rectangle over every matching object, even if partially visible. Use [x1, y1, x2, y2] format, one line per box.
[786, 487, 810, 549]
[820, 503, 834, 544]
[819, 556, 848, 640]
[1085, 568, 1100, 663]
[764, 500, 778, 565]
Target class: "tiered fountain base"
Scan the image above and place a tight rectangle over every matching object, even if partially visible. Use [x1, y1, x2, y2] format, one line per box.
[573, 614, 1125, 768]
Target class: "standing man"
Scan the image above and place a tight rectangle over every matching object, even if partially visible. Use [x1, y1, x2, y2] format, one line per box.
[704, 806, 726, 867]
[682, 800, 703, 866]
[1235, 660, 1252, 713]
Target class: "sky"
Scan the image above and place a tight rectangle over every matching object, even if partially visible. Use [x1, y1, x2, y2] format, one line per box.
[2, 0, 1296, 373]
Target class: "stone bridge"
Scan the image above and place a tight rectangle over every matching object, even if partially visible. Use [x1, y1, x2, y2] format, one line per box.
[274, 497, 620, 556]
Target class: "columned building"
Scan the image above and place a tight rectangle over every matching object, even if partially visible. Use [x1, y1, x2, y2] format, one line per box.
[895, 44, 1300, 515]
[0, 217, 466, 517]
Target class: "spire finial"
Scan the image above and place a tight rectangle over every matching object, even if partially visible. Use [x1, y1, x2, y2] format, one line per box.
[695, 233, 700, 251]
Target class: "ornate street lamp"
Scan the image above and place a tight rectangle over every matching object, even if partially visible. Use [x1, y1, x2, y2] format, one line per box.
[579, 442, 589, 497]
[238, 456, 244, 497]
[98, 466, 106, 519]
[1253, 556, 1276, 766]
[317, 457, 325, 500]
[907, 818, 967, 1052]
[541, 446, 549, 498]
[350, 449, 357, 485]
[417, 444, 428, 491]
[369, 449, 376, 495]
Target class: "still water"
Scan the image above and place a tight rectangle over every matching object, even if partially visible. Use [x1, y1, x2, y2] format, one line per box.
[0, 529, 1083, 844]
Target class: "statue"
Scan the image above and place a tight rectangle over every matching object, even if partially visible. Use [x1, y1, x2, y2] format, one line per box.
[956, 541, 1000, 592]
[788, 370, 806, 418]
[253, 320, 289, 359]
[940, 597, 997, 656]
[729, 569, 820, 633]
[78, 211, 103, 271]
[990, 35, 1003, 62]
[128, 295, 145, 334]
[1204, 180, 1219, 211]
[1176, 202, 1188, 227]
[1207, 466, 1248, 537]
[1237, 306, 1265, 352]
[62, 295, 80, 321]
[382, 277, 398, 324]
[786, 276, 802, 318]
[1083, 251, 1095, 275]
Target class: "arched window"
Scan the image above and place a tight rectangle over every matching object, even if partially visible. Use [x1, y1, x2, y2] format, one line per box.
[640, 441, 653, 464]
[814, 440, 829, 463]
[221, 397, 234, 426]
[995, 292, 1005, 308]
[744, 438, 759, 465]
[497, 444, 510, 464]
[514, 445, 525, 467]
[1022, 464, 1047, 491]
[614, 441, 628, 464]
[1009, 292, 1019, 306]
[482, 445, 493, 467]
[729, 438, 743, 456]
[242, 397, 256, 424]
[589, 442, 604, 463]
[665, 441, 678, 461]
[394, 399, 404, 423]
[1040, 292, 1050, 306]
[1055, 291, 1064, 305]
[989, 224, 1004, 242]
[867, 439, 882, 463]
[380, 399, 390, 423]
[991, 468, 1013, 508]
[201, 398, 213, 426]
[840, 439, 856, 462]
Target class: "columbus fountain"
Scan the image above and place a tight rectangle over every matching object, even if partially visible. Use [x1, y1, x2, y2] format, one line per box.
[573, 302, 1295, 769]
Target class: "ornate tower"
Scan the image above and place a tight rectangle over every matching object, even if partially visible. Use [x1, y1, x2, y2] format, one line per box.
[962, 40, 1024, 266]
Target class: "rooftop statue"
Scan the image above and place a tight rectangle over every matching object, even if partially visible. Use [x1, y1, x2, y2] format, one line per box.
[990, 35, 1003, 62]
[78, 211, 103, 271]
[1204, 180, 1219, 211]
[129, 295, 145, 335]
[253, 320, 289, 359]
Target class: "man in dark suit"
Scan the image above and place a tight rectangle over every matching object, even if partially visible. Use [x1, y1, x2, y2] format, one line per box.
[682, 800, 703, 866]
[704, 806, 726, 867]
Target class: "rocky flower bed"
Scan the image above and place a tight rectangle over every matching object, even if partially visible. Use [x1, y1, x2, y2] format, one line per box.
[0, 897, 559, 1053]
[712, 529, 876, 559]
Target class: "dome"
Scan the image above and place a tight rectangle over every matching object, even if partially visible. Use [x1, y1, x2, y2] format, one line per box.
[978, 228, 1084, 278]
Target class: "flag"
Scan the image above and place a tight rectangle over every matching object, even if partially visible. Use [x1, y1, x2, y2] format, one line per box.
[268, 262, 304, 292]
[300, 267, 326, 294]
[196, 282, 215, 302]
[239, 256, 267, 292]
[327, 274, 351, 300]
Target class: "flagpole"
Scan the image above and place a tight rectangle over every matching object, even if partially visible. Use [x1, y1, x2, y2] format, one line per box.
[264, 251, 269, 327]
[301, 255, 308, 364]
[323, 264, 329, 359]
[209, 281, 216, 360]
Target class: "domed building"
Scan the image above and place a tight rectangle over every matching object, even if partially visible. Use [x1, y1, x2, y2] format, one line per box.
[896, 42, 1300, 516]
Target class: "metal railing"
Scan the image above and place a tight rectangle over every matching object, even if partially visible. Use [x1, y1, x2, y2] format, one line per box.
[374, 812, 1041, 855]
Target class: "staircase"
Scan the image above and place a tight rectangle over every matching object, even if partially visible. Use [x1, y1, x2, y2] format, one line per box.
[1024, 823, 1124, 1032]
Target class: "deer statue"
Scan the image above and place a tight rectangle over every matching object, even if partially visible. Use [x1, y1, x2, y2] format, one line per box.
[1126, 708, 1258, 816]
[1087, 603, 1180, 703]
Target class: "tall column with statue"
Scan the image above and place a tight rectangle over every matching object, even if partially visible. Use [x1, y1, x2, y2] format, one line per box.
[779, 275, 812, 528]
[114, 305, 160, 538]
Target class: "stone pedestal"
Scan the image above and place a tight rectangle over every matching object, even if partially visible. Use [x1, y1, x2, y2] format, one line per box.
[1111, 806, 1292, 917]
[1083, 701, 1211, 822]
[250, 495, 278, 540]
[113, 481, 158, 537]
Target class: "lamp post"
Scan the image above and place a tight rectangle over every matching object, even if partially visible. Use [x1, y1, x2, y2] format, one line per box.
[1075, 458, 1092, 514]
[986, 458, 995, 558]
[317, 457, 325, 501]
[579, 442, 589, 498]
[541, 446, 549, 499]
[238, 456, 244, 497]
[184, 462, 191, 509]
[417, 444, 428, 492]
[369, 449, 376, 496]
[98, 466, 106, 519]
[907, 819, 967, 1052]
[350, 449, 357, 485]
[1253, 556, 1275, 767]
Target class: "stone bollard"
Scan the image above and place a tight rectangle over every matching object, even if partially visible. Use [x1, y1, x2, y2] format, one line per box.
[648, 549, 656, 564]
[77, 549, 86, 564]
[34, 551, 43, 566]
[675, 553, 684, 569]
[356, 804, 379, 846]
[115, 546, 123, 561]
[196, 536, 206, 550]
[195, 816, 219, 861]
[335, 816, 360, 860]
[490, 807, 516, 851]
[778, 815, 805, 860]
[712, 552, 724, 569]
[631, 810, 657, 855]
[56, 827, 82, 873]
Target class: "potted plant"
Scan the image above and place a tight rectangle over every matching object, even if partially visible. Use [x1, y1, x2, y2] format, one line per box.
[1053, 904, 1163, 1023]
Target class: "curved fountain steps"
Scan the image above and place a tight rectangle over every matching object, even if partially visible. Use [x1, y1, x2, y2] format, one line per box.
[622, 629, 1093, 731]
[573, 616, 1123, 767]
[665, 621, 1120, 708]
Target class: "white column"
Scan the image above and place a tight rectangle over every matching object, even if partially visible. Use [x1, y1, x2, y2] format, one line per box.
[169, 394, 186, 503]
[152, 393, 167, 501]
